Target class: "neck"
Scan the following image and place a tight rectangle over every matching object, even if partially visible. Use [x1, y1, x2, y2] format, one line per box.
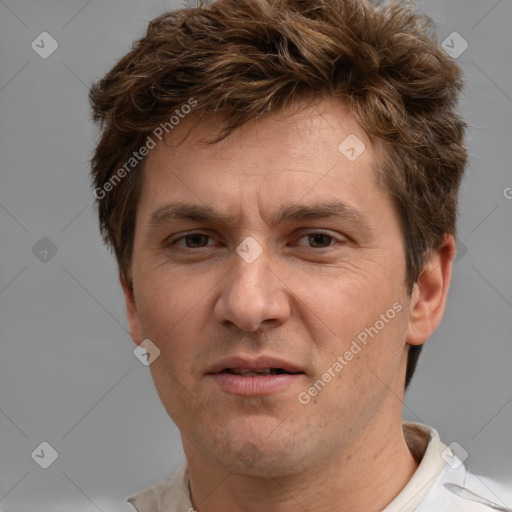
[185, 419, 419, 512]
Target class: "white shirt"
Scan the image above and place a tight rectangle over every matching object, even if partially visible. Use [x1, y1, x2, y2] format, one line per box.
[127, 422, 512, 511]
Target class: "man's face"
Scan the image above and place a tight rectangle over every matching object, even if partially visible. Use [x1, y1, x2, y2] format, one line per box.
[125, 97, 414, 476]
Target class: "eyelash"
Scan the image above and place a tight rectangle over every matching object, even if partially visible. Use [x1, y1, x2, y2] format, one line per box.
[166, 230, 344, 251]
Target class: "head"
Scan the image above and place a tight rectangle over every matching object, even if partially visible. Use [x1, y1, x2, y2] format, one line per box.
[89, 0, 466, 475]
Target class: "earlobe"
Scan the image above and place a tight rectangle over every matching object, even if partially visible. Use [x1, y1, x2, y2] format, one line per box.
[120, 271, 143, 345]
[406, 234, 456, 347]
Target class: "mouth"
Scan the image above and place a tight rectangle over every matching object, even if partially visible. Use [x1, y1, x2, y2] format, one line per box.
[207, 356, 305, 396]
[207, 355, 304, 375]
[220, 368, 300, 377]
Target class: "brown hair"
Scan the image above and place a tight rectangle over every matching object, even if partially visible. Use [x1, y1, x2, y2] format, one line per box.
[89, 0, 467, 388]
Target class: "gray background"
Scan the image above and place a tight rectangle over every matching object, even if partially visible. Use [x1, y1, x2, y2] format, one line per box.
[0, 0, 511, 510]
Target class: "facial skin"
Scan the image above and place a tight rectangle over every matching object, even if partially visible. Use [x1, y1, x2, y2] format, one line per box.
[121, 97, 455, 512]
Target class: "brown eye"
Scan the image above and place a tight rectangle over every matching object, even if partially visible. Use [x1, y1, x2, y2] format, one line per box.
[182, 234, 210, 248]
[168, 233, 213, 249]
[294, 230, 340, 249]
[307, 233, 334, 248]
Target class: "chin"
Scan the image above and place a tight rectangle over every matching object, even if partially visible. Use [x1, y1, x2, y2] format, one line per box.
[202, 427, 313, 478]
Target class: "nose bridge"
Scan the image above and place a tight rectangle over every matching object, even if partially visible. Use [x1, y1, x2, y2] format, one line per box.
[234, 246, 271, 295]
[215, 242, 289, 332]
[228, 246, 273, 309]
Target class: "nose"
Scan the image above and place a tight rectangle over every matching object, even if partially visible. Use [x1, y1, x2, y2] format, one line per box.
[214, 246, 291, 333]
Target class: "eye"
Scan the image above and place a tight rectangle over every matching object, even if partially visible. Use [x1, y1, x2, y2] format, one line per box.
[169, 233, 214, 249]
[294, 230, 342, 249]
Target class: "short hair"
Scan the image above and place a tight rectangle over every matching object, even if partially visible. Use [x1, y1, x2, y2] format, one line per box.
[89, 0, 467, 389]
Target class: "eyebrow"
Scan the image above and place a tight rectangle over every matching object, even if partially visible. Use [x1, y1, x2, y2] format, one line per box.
[147, 200, 373, 232]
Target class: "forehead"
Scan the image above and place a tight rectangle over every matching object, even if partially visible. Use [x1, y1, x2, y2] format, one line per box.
[137, 97, 388, 227]
[154, 97, 377, 168]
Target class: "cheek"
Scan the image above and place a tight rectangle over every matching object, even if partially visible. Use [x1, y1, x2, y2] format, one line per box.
[292, 264, 408, 377]
[303, 304, 408, 427]
[290, 260, 399, 329]
[134, 269, 209, 360]
[137, 273, 205, 418]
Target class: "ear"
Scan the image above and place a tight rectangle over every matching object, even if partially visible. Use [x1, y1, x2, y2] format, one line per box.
[120, 271, 143, 346]
[406, 234, 456, 346]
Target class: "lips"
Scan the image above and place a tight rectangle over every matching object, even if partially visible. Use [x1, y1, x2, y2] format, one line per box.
[206, 355, 305, 395]
[207, 356, 304, 376]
